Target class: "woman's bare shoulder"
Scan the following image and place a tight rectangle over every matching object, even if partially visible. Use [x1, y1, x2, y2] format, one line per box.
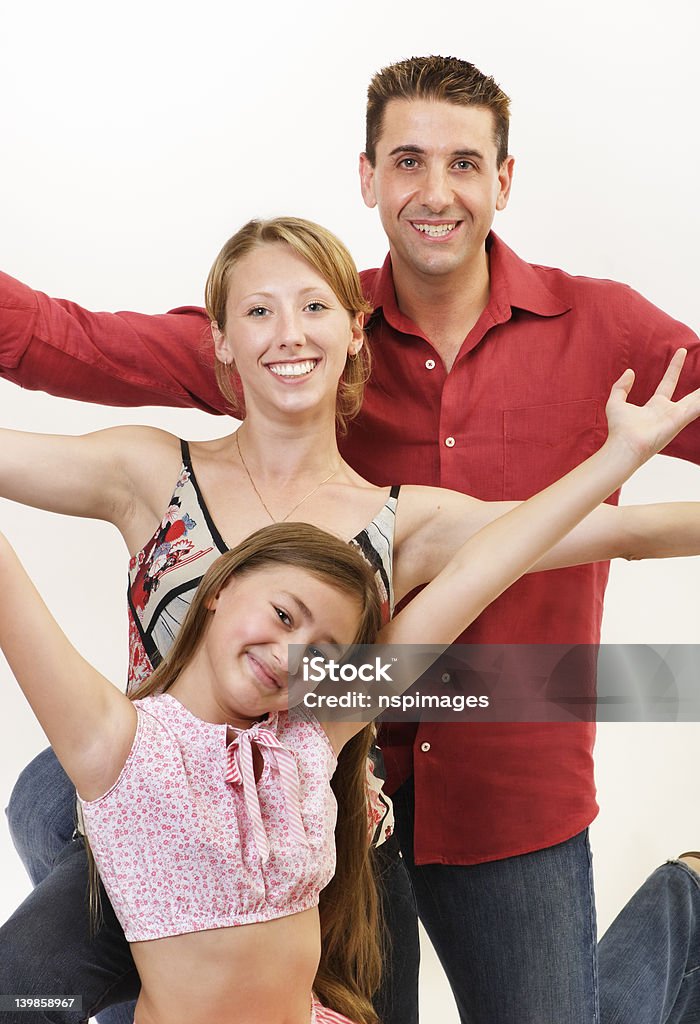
[98, 423, 181, 448]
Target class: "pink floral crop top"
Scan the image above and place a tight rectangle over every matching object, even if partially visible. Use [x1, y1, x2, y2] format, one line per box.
[79, 694, 338, 942]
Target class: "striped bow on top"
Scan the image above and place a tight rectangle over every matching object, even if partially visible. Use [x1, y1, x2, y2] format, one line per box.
[225, 717, 308, 863]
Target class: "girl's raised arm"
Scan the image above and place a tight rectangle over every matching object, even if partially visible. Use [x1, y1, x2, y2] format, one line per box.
[387, 352, 700, 647]
[0, 532, 136, 800]
[327, 352, 700, 750]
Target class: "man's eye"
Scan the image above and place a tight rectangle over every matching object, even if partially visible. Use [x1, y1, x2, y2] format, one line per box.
[275, 607, 292, 626]
[398, 158, 418, 169]
[454, 160, 475, 171]
[247, 306, 269, 317]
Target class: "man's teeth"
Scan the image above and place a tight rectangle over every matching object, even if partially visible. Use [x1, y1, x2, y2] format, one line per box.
[268, 360, 317, 377]
[414, 223, 456, 237]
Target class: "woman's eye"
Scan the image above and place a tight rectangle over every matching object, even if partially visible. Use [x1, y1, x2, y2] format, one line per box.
[275, 607, 292, 626]
[247, 306, 269, 317]
[305, 301, 327, 313]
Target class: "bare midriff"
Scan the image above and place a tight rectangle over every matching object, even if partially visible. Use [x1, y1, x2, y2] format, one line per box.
[131, 907, 321, 1024]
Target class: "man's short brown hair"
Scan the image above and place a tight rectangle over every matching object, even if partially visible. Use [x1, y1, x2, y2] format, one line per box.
[365, 55, 510, 166]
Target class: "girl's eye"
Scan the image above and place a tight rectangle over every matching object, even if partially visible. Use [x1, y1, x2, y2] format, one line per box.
[305, 301, 327, 313]
[275, 607, 292, 626]
[247, 306, 269, 317]
[306, 646, 325, 660]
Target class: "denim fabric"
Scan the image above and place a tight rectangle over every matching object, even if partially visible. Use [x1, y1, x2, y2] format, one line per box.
[3, 747, 137, 1024]
[372, 834, 420, 1024]
[599, 860, 700, 1024]
[390, 777, 600, 1024]
[6, 747, 78, 885]
[390, 777, 700, 1024]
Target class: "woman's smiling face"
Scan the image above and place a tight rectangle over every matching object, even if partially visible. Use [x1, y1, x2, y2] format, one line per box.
[212, 242, 364, 422]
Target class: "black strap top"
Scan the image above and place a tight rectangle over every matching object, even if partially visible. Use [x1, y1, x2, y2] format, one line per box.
[127, 439, 400, 691]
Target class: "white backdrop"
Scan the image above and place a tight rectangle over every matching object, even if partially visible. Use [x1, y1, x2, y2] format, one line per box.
[0, 1, 698, 1019]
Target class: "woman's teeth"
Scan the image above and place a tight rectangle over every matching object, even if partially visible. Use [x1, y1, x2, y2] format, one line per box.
[268, 360, 317, 377]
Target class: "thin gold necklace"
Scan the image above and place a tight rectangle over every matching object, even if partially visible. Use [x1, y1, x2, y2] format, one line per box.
[235, 431, 340, 523]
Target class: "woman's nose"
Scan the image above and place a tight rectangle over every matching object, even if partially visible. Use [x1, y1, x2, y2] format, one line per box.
[276, 309, 305, 348]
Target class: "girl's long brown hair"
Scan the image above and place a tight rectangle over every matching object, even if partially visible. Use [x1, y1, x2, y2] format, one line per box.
[91, 523, 384, 1024]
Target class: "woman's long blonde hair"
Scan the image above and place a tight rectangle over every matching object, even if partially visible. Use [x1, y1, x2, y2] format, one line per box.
[92, 523, 384, 1024]
[205, 217, 373, 435]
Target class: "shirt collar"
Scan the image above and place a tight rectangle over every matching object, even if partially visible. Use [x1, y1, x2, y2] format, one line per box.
[365, 232, 571, 335]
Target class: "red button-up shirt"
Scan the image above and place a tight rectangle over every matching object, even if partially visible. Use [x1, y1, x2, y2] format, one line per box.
[2, 233, 698, 863]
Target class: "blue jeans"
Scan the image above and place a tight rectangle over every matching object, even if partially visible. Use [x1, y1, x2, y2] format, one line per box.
[390, 776, 700, 1024]
[599, 859, 700, 1024]
[2, 749, 138, 1024]
[4, 751, 700, 1024]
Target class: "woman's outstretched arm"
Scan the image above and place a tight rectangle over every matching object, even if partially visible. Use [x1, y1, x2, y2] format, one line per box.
[0, 424, 182, 549]
[395, 486, 700, 600]
[0, 532, 136, 800]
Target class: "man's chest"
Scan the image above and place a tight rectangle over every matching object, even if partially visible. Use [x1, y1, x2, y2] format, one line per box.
[341, 314, 621, 499]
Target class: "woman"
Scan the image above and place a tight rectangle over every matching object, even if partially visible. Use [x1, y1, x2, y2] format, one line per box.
[1, 217, 700, 1024]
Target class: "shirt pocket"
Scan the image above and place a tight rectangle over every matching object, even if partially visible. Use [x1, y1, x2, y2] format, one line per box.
[503, 399, 601, 497]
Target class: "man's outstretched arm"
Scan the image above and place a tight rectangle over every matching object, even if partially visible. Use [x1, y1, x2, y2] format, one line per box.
[0, 269, 227, 412]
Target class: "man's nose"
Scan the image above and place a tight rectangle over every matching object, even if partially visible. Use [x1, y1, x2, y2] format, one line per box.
[420, 164, 453, 212]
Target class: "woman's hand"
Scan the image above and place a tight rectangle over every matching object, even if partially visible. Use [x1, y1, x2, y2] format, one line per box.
[605, 349, 700, 465]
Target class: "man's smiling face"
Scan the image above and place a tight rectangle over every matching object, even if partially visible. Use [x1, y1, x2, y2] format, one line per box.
[360, 99, 514, 283]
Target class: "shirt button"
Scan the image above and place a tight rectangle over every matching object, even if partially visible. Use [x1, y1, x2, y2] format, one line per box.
[445, 436, 456, 448]
[420, 742, 431, 753]
[441, 673, 451, 683]
[425, 358, 436, 370]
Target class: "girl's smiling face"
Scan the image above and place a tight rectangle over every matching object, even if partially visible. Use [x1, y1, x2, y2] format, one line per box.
[171, 563, 362, 728]
[212, 243, 364, 424]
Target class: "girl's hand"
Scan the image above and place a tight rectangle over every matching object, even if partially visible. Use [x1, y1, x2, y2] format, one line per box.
[605, 349, 700, 465]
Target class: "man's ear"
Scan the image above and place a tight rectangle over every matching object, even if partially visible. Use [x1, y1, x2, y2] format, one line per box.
[359, 152, 377, 209]
[495, 155, 515, 212]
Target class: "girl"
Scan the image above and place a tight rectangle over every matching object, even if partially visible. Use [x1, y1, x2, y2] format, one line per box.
[2, 218, 700, 1023]
[0, 346, 699, 1024]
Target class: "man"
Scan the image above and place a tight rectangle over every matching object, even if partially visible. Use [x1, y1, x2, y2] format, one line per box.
[2, 56, 700, 1024]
